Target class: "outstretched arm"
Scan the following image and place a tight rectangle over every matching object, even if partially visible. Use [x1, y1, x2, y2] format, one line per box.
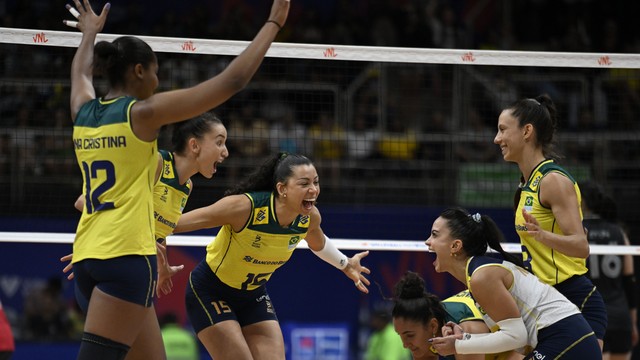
[175, 195, 251, 234]
[305, 207, 371, 293]
[66, 0, 111, 121]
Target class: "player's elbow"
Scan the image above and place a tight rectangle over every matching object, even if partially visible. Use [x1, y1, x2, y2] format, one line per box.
[576, 237, 590, 258]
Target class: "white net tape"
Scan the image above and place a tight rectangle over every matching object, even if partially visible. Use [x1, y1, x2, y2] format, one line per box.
[1, 232, 639, 255]
[2, 27, 640, 68]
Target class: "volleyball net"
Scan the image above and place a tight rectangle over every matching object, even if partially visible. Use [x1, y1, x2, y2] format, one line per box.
[1, 231, 640, 256]
[1, 26, 640, 248]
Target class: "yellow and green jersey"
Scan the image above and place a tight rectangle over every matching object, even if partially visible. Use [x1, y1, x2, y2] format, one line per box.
[205, 191, 310, 290]
[514, 159, 587, 285]
[72, 96, 157, 262]
[154, 150, 191, 241]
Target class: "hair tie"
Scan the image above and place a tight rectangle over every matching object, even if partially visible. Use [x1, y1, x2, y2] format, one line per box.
[471, 213, 481, 223]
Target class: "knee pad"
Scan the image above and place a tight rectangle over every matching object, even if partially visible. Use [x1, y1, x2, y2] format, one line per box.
[77, 332, 131, 360]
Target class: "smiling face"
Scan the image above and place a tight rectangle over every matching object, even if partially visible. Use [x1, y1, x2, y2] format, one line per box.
[194, 123, 228, 178]
[278, 164, 319, 215]
[393, 317, 439, 360]
[494, 109, 525, 163]
[425, 216, 456, 273]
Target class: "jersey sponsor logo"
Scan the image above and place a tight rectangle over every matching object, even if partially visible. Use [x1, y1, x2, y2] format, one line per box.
[298, 215, 310, 226]
[253, 207, 268, 225]
[242, 256, 286, 266]
[524, 196, 534, 212]
[252, 235, 262, 248]
[163, 160, 175, 178]
[288, 236, 300, 249]
[531, 174, 541, 188]
[160, 186, 169, 202]
[154, 211, 177, 229]
[73, 136, 127, 150]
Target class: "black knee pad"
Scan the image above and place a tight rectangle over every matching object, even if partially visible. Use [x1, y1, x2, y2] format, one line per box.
[77, 332, 131, 360]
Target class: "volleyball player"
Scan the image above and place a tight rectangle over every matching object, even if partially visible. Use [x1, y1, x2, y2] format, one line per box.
[426, 208, 601, 358]
[493, 94, 607, 349]
[65, 0, 289, 358]
[581, 180, 638, 360]
[65, 112, 229, 359]
[392, 272, 521, 360]
[173, 152, 371, 360]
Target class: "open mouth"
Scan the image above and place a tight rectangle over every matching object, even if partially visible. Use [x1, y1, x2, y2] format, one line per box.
[213, 160, 223, 174]
[302, 199, 316, 209]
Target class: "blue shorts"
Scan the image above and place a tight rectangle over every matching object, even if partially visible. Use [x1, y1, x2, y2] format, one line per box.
[526, 314, 600, 359]
[185, 260, 278, 334]
[74, 255, 157, 312]
[555, 274, 608, 340]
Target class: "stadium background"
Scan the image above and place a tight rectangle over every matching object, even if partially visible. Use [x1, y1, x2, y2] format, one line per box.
[1, 0, 640, 358]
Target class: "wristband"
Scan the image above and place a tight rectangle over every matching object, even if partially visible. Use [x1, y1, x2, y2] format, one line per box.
[311, 235, 348, 270]
[454, 318, 527, 354]
[266, 20, 282, 31]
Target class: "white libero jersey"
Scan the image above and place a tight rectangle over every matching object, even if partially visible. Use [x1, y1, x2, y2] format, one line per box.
[467, 256, 581, 348]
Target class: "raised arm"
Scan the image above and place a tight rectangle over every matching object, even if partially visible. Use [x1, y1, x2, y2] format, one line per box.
[131, 0, 291, 130]
[67, 0, 111, 121]
[174, 194, 251, 234]
[527, 172, 589, 258]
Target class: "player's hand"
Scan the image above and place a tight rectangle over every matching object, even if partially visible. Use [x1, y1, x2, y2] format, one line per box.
[63, 0, 110, 34]
[268, 0, 290, 29]
[156, 242, 184, 298]
[60, 253, 75, 281]
[344, 251, 371, 294]
[522, 209, 546, 242]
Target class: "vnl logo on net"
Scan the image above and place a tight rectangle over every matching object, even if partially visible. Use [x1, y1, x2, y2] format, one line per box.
[33, 32, 49, 43]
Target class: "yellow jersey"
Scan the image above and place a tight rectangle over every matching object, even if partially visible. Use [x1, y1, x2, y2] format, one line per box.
[514, 159, 587, 285]
[205, 191, 310, 290]
[154, 150, 191, 241]
[72, 97, 157, 262]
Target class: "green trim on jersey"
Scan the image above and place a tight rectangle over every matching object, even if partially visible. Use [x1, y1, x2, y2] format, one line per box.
[515, 159, 587, 285]
[205, 191, 310, 290]
[442, 290, 484, 324]
[154, 150, 191, 240]
[74, 96, 136, 127]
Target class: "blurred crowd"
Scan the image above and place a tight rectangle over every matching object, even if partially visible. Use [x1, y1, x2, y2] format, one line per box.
[1, 0, 639, 209]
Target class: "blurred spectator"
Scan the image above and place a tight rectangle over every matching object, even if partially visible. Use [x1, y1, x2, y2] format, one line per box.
[581, 180, 639, 360]
[364, 307, 410, 360]
[346, 113, 380, 161]
[455, 107, 498, 163]
[268, 106, 308, 155]
[0, 133, 11, 176]
[160, 312, 199, 360]
[22, 277, 74, 341]
[378, 118, 418, 161]
[227, 106, 270, 159]
[226, 107, 270, 182]
[0, 299, 14, 360]
[11, 105, 38, 175]
[308, 112, 346, 186]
